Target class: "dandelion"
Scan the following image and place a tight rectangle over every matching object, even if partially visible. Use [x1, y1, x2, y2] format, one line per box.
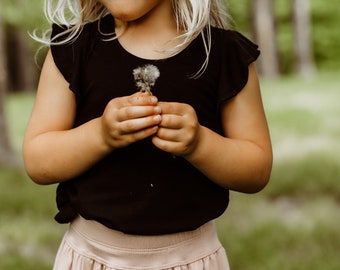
[133, 64, 160, 95]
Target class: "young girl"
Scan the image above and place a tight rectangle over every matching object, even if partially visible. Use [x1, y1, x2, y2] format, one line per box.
[24, 0, 272, 269]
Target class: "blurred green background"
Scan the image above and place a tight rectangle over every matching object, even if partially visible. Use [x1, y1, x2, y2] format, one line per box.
[1, 0, 340, 269]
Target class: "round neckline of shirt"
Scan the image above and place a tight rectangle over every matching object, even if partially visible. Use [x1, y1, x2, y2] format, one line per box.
[114, 37, 188, 63]
[100, 15, 199, 63]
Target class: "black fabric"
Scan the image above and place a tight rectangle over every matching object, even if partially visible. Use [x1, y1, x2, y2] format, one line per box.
[50, 15, 260, 235]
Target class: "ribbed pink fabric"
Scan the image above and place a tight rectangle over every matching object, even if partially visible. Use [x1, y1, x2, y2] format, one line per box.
[53, 216, 230, 270]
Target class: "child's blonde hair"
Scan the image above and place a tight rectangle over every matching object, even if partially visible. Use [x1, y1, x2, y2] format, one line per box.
[34, 0, 231, 75]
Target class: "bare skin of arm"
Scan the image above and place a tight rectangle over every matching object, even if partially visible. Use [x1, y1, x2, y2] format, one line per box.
[152, 64, 273, 193]
[23, 50, 162, 184]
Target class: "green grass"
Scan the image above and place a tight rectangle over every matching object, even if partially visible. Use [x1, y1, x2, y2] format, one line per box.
[1, 72, 340, 269]
[216, 72, 340, 269]
[1, 93, 65, 269]
[262, 73, 340, 198]
[0, 167, 65, 269]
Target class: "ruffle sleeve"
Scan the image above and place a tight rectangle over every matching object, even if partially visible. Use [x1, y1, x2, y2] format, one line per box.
[216, 30, 260, 105]
[50, 24, 84, 96]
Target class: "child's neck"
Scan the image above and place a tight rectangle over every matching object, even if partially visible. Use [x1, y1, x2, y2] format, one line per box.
[115, 8, 182, 60]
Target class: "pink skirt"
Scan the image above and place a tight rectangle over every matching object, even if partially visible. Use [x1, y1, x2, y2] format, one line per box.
[53, 216, 230, 270]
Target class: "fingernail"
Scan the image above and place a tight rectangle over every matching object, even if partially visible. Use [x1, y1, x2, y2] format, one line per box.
[150, 96, 157, 103]
[154, 115, 161, 122]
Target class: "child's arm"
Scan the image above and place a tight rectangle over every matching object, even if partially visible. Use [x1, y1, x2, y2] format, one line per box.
[23, 50, 161, 185]
[152, 64, 272, 193]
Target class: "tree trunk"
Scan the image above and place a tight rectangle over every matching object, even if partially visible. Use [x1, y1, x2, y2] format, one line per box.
[0, 1, 17, 165]
[291, 0, 316, 78]
[251, 0, 280, 78]
[7, 28, 37, 91]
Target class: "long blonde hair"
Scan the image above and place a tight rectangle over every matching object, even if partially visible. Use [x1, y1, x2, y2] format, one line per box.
[33, 0, 231, 75]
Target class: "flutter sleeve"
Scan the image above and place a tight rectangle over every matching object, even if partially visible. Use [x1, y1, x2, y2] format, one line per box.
[217, 30, 260, 105]
[50, 24, 83, 96]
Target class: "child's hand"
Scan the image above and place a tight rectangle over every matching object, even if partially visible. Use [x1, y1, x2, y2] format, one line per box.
[101, 92, 162, 150]
[152, 102, 201, 157]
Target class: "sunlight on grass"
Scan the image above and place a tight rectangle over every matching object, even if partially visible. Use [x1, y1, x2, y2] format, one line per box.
[260, 73, 340, 196]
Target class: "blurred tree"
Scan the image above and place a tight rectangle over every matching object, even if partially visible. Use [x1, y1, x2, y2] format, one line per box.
[251, 0, 280, 78]
[6, 26, 37, 91]
[291, 0, 316, 78]
[0, 0, 17, 165]
[3, 0, 45, 92]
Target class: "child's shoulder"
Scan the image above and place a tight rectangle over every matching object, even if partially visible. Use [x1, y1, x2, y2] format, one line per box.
[211, 27, 257, 49]
[209, 27, 260, 62]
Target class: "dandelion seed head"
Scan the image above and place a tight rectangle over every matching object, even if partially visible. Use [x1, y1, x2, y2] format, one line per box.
[133, 64, 160, 94]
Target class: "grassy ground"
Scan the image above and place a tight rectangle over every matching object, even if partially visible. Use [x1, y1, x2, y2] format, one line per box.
[1, 72, 340, 269]
[217, 72, 340, 269]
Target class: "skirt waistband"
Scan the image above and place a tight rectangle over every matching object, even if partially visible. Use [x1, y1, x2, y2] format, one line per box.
[70, 215, 219, 250]
[63, 216, 224, 269]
